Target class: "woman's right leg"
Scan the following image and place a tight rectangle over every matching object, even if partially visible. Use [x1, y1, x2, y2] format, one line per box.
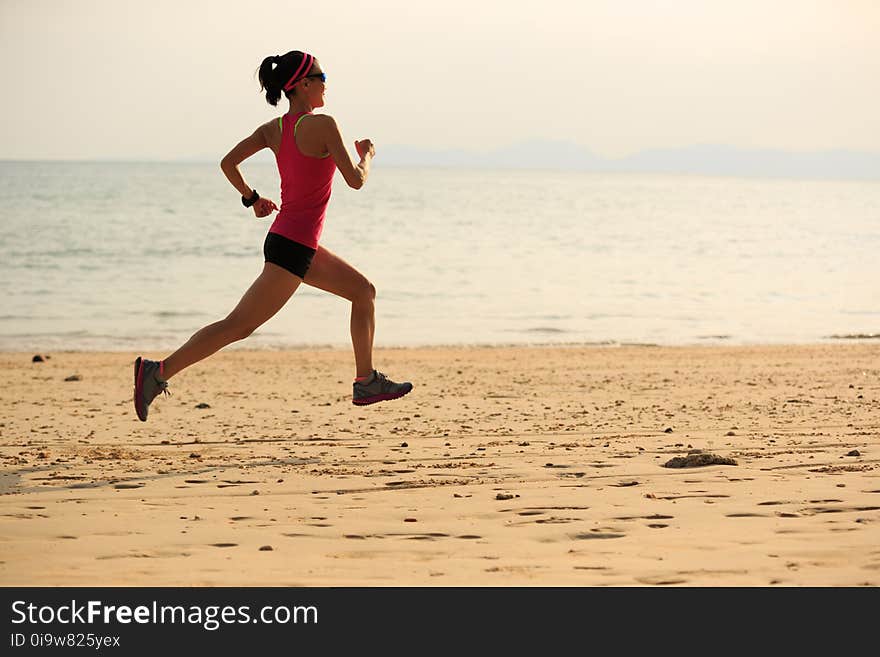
[161, 262, 302, 379]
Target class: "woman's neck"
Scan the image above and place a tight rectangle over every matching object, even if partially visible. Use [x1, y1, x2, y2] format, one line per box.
[288, 98, 314, 115]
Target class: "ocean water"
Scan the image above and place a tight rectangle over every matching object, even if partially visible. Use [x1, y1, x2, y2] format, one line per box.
[0, 161, 878, 351]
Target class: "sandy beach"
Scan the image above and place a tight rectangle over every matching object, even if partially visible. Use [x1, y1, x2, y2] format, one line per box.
[1, 343, 878, 586]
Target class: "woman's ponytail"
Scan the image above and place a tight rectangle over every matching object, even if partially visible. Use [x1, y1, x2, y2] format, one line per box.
[258, 55, 283, 106]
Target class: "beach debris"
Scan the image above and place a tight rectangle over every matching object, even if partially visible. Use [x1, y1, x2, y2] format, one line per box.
[32, 355, 45, 363]
[400, 442, 408, 447]
[495, 493, 516, 500]
[188, 452, 201, 459]
[251, 490, 260, 495]
[195, 402, 211, 409]
[404, 518, 417, 523]
[663, 450, 737, 468]
[259, 545, 274, 551]
[613, 481, 639, 487]
[726, 431, 736, 436]
[64, 374, 82, 382]
[846, 450, 861, 457]
[664, 427, 674, 433]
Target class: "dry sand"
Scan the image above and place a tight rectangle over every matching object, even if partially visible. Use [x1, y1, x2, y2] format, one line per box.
[1, 343, 878, 586]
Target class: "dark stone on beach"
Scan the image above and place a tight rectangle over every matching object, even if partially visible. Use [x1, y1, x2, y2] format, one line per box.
[195, 403, 211, 409]
[664, 427, 673, 433]
[32, 355, 44, 363]
[400, 442, 408, 447]
[259, 545, 273, 551]
[846, 450, 861, 457]
[64, 374, 82, 382]
[495, 493, 515, 500]
[189, 453, 201, 459]
[663, 451, 737, 468]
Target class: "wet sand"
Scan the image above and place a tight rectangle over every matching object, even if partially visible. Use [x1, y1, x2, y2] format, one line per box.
[1, 343, 878, 586]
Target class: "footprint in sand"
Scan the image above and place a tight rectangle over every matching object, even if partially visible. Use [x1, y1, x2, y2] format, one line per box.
[571, 532, 625, 540]
[636, 576, 689, 586]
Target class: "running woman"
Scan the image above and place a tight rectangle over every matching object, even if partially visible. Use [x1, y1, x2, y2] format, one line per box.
[133, 50, 412, 421]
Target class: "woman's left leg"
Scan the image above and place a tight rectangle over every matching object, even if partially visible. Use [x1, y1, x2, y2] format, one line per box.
[304, 246, 375, 378]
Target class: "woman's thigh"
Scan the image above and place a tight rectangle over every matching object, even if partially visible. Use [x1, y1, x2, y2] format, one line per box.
[226, 262, 302, 328]
[304, 246, 373, 301]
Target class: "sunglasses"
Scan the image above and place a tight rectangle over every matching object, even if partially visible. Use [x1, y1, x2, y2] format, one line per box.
[303, 73, 326, 83]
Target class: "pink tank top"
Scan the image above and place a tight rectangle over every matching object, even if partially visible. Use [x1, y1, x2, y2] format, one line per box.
[269, 111, 337, 249]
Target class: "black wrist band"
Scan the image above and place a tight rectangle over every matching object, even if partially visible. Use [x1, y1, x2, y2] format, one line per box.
[242, 189, 260, 208]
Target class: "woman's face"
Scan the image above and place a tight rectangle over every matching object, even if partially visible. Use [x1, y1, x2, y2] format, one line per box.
[302, 63, 326, 108]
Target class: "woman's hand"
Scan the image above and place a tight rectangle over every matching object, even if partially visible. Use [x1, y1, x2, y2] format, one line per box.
[253, 197, 278, 218]
[355, 139, 375, 159]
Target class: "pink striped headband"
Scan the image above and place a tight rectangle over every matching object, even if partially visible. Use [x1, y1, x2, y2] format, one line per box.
[282, 53, 315, 92]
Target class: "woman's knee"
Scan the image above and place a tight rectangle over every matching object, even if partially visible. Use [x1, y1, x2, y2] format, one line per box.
[354, 279, 376, 305]
[222, 315, 258, 342]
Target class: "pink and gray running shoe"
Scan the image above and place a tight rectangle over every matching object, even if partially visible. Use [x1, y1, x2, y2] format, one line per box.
[352, 370, 413, 406]
[133, 357, 169, 421]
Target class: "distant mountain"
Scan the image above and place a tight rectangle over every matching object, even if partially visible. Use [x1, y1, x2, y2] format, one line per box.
[379, 141, 880, 179]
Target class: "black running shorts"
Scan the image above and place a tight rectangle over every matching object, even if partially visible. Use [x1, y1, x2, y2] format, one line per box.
[263, 232, 317, 279]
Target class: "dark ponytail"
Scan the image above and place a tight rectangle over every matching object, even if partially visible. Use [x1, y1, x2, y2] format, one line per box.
[257, 50, 312, 106]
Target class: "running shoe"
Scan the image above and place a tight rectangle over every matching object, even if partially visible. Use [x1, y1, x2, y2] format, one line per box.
[133, 357, 169, 421]
[352, 370, 413, 406]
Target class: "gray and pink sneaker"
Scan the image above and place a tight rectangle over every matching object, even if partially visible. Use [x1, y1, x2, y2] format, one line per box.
[352, 370, 413, 406]
[133, 357, 169, 421]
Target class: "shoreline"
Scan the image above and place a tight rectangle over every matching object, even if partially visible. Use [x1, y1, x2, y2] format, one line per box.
[1, 343, 878, 585]
[5, 334, 880, 355]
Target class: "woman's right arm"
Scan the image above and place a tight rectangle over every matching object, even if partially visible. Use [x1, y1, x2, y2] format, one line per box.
[318, 115, 375, 190]
[220, 123, 278, 217]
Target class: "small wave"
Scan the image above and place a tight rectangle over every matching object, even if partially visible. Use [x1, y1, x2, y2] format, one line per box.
[155, 311, 208, 318]
[523, 327, 568, 334]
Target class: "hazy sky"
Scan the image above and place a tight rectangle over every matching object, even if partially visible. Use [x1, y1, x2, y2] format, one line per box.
[1, 0, 878, 160]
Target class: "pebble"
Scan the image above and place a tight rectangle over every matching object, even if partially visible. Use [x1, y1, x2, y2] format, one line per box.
[846, 450, 861, 457]
[32, 355, 44, 363]
[64, 374, 82, 382]
[195, 403, 211, 409]
[259, 545, 273, 551]
[495, 493, 515, 500]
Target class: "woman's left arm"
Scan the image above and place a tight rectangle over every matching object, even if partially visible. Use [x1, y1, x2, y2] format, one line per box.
[220, 123, 279, 218]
